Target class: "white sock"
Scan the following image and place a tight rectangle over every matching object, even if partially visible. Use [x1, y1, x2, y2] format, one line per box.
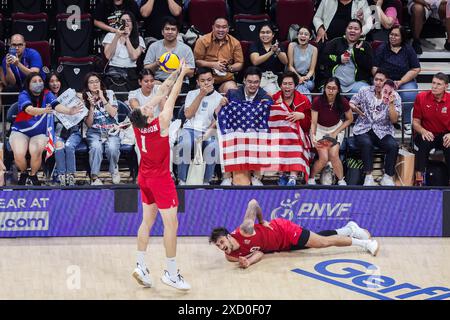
[167, 257, 178, 280]
[137, 251, 147, 270]
[336, 226, 352, 236]
[351, 238, 368, 249]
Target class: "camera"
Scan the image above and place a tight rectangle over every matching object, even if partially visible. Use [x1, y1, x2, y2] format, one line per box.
[118, 20, 126, 31]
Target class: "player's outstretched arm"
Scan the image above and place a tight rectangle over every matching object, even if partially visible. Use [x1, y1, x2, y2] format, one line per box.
[139, 65, 182, 111]
[239, 251, 264, 269]
[159, 61, 190, 132]
[240, 199, 264, 235]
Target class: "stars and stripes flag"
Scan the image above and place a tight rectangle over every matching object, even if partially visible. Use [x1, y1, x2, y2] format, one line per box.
[217, 99, 312, 179]
[45, 113, 55, 161]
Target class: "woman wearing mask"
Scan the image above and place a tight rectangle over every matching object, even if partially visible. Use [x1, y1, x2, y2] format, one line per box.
[46, 72, 84, 186]
[309, 77, 353, 185]
[83, 72, 121, 185]
[10, 72, 83, 185]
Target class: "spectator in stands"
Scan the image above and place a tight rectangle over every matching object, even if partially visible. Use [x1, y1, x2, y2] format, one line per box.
[46, 72, 64, 97]
[287, 26, 318, 101]
[83, 73, 121, 186]
[10, 72, 83, 186]
[46, 72, 83, 186]
[273, 71, 312, 186]
[194, 17, 244, 94]
[143, 16, 195, 93]
[94, 0, 140, 34]
[408, 0, 450, 54]
[249, 23, 288, 95]
[372, 26, 421, 129]
[176, 68, 221, 185]
[140, 0, 182, 41]
[128, 69, 164, 111]
[412, 72, 450, 186]
[309, 77, 353, 185]
[349, 70, 401, 186]
[367, 0, 400, 41]
[313, 0, 373, 43]
[1, 34, 45, 106]
[103, 11, 146, 92]
[219, 66, 273, 186]
[321, 19, 373, 95]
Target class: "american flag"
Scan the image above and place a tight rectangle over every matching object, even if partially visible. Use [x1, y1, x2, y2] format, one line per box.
[218, 100, 312, 178]
[45, 113, 55, 161]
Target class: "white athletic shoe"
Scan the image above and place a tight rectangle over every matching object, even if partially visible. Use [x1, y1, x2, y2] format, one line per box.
[337, 179, 347, 186]
[220, 177, 232, 186]
[380, 174, 395, 186]
[363, 175, 376, 186]
[365, 239, 380, 256]
[112, 168, 121, 184]
[308, 178, 316, 185]
[161, 270, 191, 291]
[346, 221, 371, 240]
[178, 180, 186, 186]
[132, 265, 152, 288]
[91, 178, 103, 186]
[251, 176, 263, 186]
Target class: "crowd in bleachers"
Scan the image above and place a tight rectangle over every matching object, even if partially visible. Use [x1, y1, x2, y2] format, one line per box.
[0, 0, 449, 187]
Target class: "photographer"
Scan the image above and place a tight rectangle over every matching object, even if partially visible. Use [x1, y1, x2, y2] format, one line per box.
[94, 0, 140, 34]
[103, 11, 146, 91]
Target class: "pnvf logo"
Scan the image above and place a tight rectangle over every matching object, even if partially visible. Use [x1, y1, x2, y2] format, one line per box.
[292, 259, 450, 300]
[270, 193, 352, 221]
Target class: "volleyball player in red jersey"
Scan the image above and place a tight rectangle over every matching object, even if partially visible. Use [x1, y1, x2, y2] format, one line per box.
[129, 61, 191, 290]
[210, 199, 379, 269]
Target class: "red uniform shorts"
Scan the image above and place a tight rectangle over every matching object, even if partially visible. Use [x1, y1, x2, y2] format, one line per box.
[138, 175, 179, 209]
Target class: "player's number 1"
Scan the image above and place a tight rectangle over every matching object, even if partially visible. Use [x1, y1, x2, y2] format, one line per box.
[141, 136, 147, 153]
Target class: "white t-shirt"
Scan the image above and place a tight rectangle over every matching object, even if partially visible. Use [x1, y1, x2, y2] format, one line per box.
[127, 85, 161, 116]
[183, 89, 222, 132]
[102, 33, 146, 68]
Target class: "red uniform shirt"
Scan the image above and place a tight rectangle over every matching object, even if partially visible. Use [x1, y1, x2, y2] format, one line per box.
[133, 117, 171, 179]
[228, 218, 303, 258]
[272, 91, 312, 133]
[413, 91, 450, 135]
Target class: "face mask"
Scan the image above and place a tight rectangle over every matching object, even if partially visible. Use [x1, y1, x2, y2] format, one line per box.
[30, 82, 44, 94]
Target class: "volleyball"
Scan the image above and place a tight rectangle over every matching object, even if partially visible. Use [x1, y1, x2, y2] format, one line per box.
[159, 52, 180, 73]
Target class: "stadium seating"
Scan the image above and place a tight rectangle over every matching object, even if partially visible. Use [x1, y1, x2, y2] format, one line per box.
[228, 0, 267, 16]
[26, 41, 51, 69]
[275, 0, 314, 41]
[57, 56, 97, 92]
[12, 13, 48, 42]
[55, 0, 90, 14]
[233, 14, 270, 42]
[56, 13, 93, 58]
[188, 0, 227, 35]
[12, 0, 43, 14]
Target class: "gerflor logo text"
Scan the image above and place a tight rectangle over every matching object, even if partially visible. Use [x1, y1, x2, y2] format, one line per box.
[292, 259, 450, 300]
[270, 193, 352, 221]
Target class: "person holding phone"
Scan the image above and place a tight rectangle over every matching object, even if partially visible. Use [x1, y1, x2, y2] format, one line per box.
[309, 77, 353, 185]
[82, 73, 121, 185]
[249, 23, 288, 95]
[1, 34, 45, 106]
[350, 70, 401, 186]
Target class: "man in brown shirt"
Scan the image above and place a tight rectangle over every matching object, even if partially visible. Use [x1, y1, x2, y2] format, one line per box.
[194, 17, 244, 94]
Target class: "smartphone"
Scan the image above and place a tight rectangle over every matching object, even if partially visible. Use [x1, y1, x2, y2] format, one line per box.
[9, 47, 17, 56]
